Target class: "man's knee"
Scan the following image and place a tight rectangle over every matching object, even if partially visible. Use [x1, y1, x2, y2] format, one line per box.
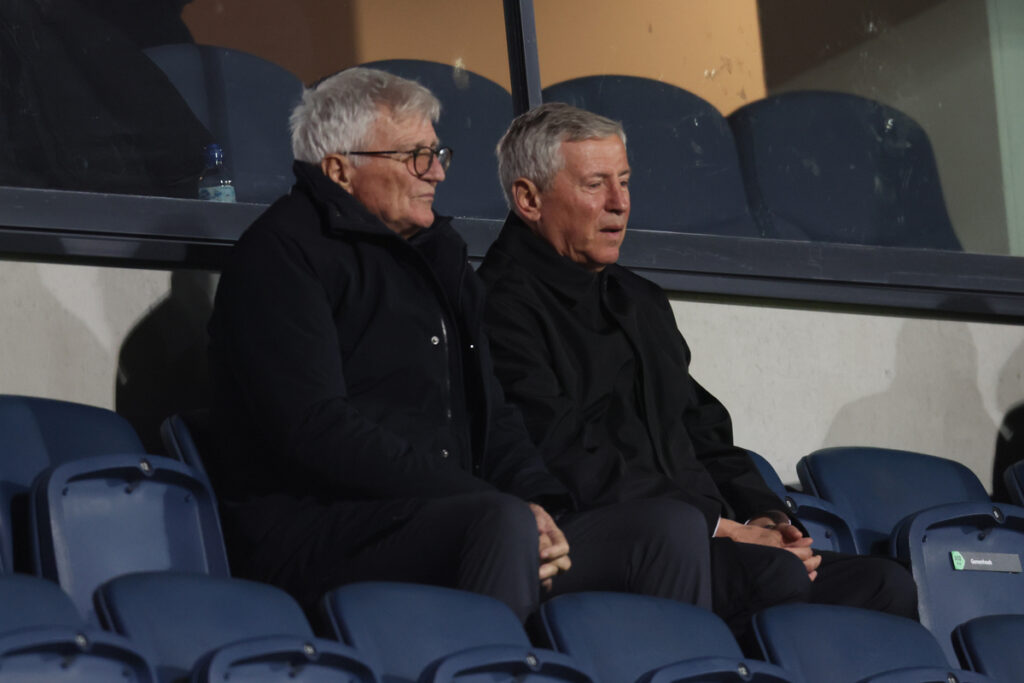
[858, 558, 919, 619]
[758, 546, 814, 605]
[625, 498, 710, 551]
[462, 492, 537, 555]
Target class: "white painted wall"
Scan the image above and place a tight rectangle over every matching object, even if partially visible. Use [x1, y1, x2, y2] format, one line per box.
[2, 259, 1021, 495]
[0, 261, 169, 408]
[672, 296, 1024, 491]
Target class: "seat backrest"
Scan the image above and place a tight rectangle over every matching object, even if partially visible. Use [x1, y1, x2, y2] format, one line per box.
[0, 395, 144, 573]
[745, 450, 789, 500]
[193, 635, 379, 683]
[0, 627, 158, 682]
[543, 75, 760, 237]
[159, 410, 212, 481]
[755, 603, 975, 683]
[541, 592, 750, 683]
[954, 614, 1024, 681]
[321, 581, 530, 682]
[893, 502, 1024, 665]
[361, 59, 513, 220]
[728, 90, 961, 250]
[31, 454, 229, 621]
[96, 572, 322, 682]
[797, 446, 989, 554]
[0, 574, 157, 682]
[0, 573, 82, 631]
[143, 43, 303, 204]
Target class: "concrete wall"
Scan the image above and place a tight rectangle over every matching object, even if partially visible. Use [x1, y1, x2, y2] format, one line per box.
[2, 260, 1021, 493]
[673, 296, 1024, 490]
[0, 262, 169, 408]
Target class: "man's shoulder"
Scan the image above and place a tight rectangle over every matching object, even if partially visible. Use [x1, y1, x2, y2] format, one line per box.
[234, 189, 315, 248]
[477, 238, 533, 292]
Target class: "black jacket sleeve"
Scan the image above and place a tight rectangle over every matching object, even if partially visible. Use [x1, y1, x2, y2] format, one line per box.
[473, 320, 573, 511]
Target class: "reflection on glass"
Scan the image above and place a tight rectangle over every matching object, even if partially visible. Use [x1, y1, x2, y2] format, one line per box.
[0, 0, 211, 198]
[533, 0, 1022, 256]
[1, 0, 513, 218]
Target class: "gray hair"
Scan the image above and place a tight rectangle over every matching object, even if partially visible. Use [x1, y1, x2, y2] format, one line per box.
[496, 102, 626, 207]
[290, 67, 441, 164]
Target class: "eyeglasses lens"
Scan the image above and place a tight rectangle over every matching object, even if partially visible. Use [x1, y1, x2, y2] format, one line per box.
[412, 147, 453, 176]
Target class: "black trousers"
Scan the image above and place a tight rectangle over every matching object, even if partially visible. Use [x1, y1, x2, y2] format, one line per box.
[711, 538, 919, 647]
[255, 491, 712, 622]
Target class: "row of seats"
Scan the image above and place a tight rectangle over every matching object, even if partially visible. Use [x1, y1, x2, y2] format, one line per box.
[2, 571, 1015, 683]
[751, 446, 1024, 667]
[142, 46, 959, 249]
[1, 393, 1020, 680]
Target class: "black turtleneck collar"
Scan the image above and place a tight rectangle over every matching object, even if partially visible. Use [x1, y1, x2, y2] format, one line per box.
[492, 212, 613, 305]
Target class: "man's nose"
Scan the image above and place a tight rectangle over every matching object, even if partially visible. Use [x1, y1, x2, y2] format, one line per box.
[607, 183, 629, 212]
[422, 153, 446, 182]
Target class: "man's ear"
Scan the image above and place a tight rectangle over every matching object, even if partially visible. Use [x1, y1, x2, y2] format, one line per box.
[512, 178, 543, 224]
[321, 154, 355, 193]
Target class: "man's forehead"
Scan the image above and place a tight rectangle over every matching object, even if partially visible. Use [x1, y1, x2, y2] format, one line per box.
[370, 110, 438, 146]
[559, 136, 630, 173]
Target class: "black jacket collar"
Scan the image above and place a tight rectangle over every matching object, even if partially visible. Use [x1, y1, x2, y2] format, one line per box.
[292, 160, 453, 240]
[494, 212, 609, 304]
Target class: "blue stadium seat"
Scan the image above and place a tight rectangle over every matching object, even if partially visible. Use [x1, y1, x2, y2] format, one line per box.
[361, 59, 513, 219]
[0, 573, 87, 631]
[30, 454, 229, 621]
[0, 394, 144, 573]
[796, 446, 990, 555]
[892, 502, 1024, 665]
[321, 581, 593, 682]
[728, 90, 962, 250]
[953, 614, 1024, 681]
[143, 44, 304, 204]
[754, 604, 993, 682]
[797, 446, 1024, 664]
[0, 573, 157, 682]
[745, 450, 856, 554]
[159, 410, 212, 482]
[543, 75, 761, 237]
[96, 572, 377, 683]
[540, 591, 793, 683]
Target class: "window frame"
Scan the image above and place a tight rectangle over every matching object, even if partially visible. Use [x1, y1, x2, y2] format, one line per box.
[0, 0, 1021, 325]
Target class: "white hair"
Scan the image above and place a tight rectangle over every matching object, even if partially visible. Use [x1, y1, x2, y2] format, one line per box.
[290, 67, 441, 164]
[496, 102, 626, 206]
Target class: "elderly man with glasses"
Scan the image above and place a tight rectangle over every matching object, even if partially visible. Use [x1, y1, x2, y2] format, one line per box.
[207, 68, 712, 621]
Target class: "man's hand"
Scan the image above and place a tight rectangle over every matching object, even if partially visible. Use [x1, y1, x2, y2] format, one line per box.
[716, 517, 820, 581]
[530, 503, 571, 591]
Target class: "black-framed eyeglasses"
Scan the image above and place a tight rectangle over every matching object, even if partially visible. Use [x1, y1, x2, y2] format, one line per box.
[342, 146, 453, 178]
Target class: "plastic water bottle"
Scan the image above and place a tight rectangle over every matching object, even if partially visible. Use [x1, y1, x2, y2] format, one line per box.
[198, 143, 236, 202]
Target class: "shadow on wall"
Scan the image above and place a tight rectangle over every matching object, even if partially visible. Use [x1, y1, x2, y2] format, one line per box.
[992, 340, 1024, 501]
[116, 270, 216, 454]
[0, 263, 110, 403]
[824, 318, 996, 484]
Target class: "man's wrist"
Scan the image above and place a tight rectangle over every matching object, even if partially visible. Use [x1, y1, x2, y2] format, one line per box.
[745, 509, 791, 529]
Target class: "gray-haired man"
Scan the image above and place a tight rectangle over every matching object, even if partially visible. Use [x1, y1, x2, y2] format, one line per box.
[207, 71, 711, 620]
[478, 102, 918, 640]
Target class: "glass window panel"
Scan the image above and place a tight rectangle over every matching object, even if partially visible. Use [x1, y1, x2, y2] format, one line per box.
[534, 0, 1024, 257]
[0, 0, 512, 218]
